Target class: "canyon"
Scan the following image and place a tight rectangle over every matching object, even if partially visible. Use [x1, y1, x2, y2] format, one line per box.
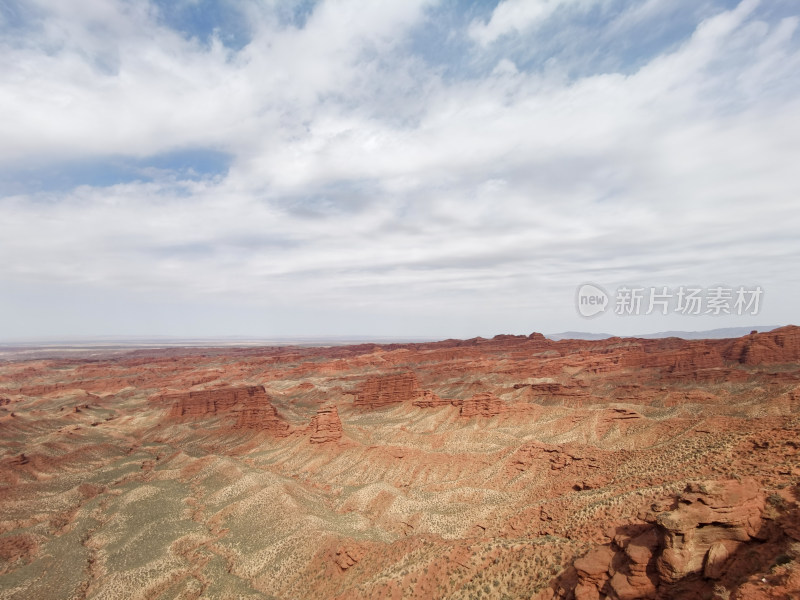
[0, 327, 799, 599]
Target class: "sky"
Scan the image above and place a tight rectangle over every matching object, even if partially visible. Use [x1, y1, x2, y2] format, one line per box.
[1, 0, 799, 341]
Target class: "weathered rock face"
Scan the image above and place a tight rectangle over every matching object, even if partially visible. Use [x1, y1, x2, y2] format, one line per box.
[411, 390, 461, 408]
[309, 406, 342, 443]
[723, 326, 800, 365]
[655, 479, 765, 583]
[508, 442, 603, 473]
[545, 479, 767, 600]
[460, 392, 505, 417]
[522, 381, 591, 407]
[526, 382, 589, 397]
[233, 390, 291, 435]
[573, 542, 652, 600]
[159, 386, 264, 419]
[621, 343, 724, 373]
[156, 385, 291, 435]
[506, 442, 610, 496]
[354, 372, 420, 409]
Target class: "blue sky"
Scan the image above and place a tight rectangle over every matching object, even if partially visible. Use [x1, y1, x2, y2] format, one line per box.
[1, 0, 799, 340]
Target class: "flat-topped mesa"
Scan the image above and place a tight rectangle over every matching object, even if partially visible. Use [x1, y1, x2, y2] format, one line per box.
[156, 385, 291, 435]
[723, 325, 800, 365]
[460, 392, 506, 417]
[621, 343, 724, 372]
[158, 386, 265, 419]
[354, 372, 420, 410]
[309, 406, 343, 443]
[233, 389, 291, 435]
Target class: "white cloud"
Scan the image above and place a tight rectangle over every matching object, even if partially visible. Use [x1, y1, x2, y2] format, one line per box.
[0, 0, 432, 162]
[468, 0, 602, 46]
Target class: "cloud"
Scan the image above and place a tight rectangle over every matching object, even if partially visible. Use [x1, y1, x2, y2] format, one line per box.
[468, 0, 602, 47]
[1, 0, 799, 338]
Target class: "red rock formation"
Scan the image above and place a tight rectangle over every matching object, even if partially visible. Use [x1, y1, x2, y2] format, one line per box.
[331, 543, 366, 573]
[655, 479, 765, 583]
[509, 441, 604, 472]
[354, 372, 420, 409]
[572, 545, 620, 600]
[525, 382, 588, 396]
[158, 386, 261, 419]
[309, 406, 343, 443]
[3, 326, 800, 599]
[460, 392, 505, 417]
[544, 479, 768, 600]
[154, 385, 291, 435]
[621, 343, 724, 373]
[411, 390, 461, 408]
[723, 325, 800, 365]
[14, 383, 71, 397]
[595, 407, 644, 437]
[233, 389, 291, 435]
[523, 381, 591, 406]
[507, 442, 610, 494]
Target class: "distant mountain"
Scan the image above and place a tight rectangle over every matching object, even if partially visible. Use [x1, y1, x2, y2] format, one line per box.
[547, 326, 781, 341]
[636, 326, 781, 340]
[546, 331, 615, 341]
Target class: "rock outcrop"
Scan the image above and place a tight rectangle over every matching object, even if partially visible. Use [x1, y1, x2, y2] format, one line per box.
[595, 407, 644, 437]
[411, 390, 461, 408]
[331, 543, 366, 573]
[158, 386, 262, 419]
[522, 381, 591, 407]
[354, 372, 420, 409]
[655, 479, 765, 583]
[526, 382, 589, 397]
[309, 406, 343, 443]
[621, 343, 724, 373]
[544, 479, 767, 600]
[460, 392, 505, 417]
[155, 385, 291, 435]
[233, 389, 291, 435]
[723, 326, 800, 365]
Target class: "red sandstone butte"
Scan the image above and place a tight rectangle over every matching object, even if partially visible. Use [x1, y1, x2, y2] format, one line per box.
[233, 389, 291, 435]
[354, 372, 420, 409]
[156, 385, 264, 419]
[155, 385, 291, 435]
[309, 406, 343, 443]
[460, 392, 506, 417]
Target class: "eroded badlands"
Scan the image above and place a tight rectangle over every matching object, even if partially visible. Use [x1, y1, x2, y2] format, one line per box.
[1, 328, 799, 599]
